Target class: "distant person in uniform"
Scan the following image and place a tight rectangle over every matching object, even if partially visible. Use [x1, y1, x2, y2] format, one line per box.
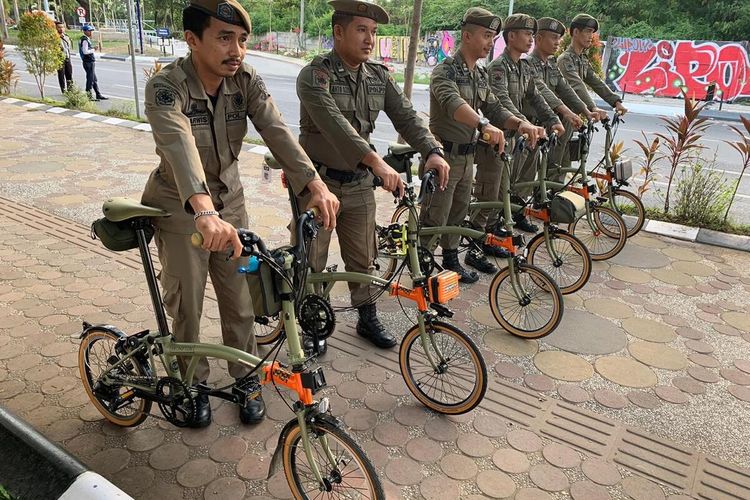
[55, 21, 73, 93]
[557, 14, 627, 170]
[140, 0, 339, 428]
[296, 0, 450, 349]
[527, 17, 594, 180]
[79, 24, 108, 101]
[423, 7, 541, 283]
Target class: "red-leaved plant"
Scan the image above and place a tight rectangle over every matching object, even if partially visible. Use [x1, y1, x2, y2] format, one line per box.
[633, 132, 661, 198]
[723, 115, 750, 223]
[654, 95, 710, 213]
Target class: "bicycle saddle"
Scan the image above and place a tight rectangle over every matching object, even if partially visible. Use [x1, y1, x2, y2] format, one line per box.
[264, 152, 283, 170]
[389, 142, 417, 156]
[102, 197, 170, 222]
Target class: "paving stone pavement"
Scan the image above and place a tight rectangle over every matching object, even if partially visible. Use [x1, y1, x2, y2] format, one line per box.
[2, 102, 750, 499]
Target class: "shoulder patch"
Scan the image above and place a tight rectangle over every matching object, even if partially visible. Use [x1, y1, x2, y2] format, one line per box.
[313, 68, 330, 89]
[254, 75, 270, 100]
[154, 87, 176, 107]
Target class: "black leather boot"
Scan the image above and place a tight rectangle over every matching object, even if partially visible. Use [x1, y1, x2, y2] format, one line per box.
[237, 376, 266, 425]
[443, 249, 479, 283]
[189, 387, 211, 428]
[356, 303, 397, 348]
[464, 248, 497, 273]
[513, 213, 539, 233]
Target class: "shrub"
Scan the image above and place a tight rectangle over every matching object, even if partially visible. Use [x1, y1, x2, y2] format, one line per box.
[723, 115, 750, 223]
[633, 133, 661, 198]
[672, 159, 731, 228]
[0, 39, 19, 95]
[103, 101, 138, 121]
[143, 61, 162, 82]
[63, 83, 96, 112]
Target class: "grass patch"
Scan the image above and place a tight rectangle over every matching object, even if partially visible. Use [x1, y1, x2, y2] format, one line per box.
[100, 40, 164, 57]
[243, 137, 266, 146]
[391, 72, 430, 85]
[642, 206, 750, 236]
[10, 93, 64, 106]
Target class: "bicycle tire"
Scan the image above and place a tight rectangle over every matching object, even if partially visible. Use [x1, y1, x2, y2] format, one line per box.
[526, 230, 592, 295]
[79, 328, 152, 427]
[283, 418, 384, 499]
[607, 188, 645, 237]
[489, 263, 564, 339]
[569, 205, 627, 260]
[399, 321, 487, 415]
[255, 316, 284, 345]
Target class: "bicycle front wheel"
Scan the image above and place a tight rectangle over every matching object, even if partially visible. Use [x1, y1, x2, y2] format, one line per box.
[569, 205, 627, 260]
[399, 321, 487, 414]
[526, 230, 592, 295]
[607, 189, 645, 237]
[282, 418, 384, 499]
[79, 328, 152, 427]
[489, 263, 564, 339]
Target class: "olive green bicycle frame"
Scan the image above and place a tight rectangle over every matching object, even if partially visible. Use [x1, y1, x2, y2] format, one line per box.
[97, 231, 334, 485]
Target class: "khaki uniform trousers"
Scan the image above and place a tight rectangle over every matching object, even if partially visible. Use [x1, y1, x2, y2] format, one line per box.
[549, 118, 576, 182]
[420, 151, 474, 251]
[298, 174, 377, 306]
[511, 145, 538, 199]
[156, 217, 257, 384]
[473, 144, 508, 232]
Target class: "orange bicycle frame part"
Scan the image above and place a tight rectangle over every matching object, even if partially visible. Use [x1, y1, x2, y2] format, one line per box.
[590, 170, 612, 183]
[485, 233, 518, 254]
[262, 361, 313, 405]
[567, 184, 590, 200]
[390, 283, 429, 312]
[523, 206, 551, 224]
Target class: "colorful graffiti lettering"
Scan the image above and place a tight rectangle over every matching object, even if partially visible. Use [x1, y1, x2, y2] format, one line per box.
[605, 37, 750, 101]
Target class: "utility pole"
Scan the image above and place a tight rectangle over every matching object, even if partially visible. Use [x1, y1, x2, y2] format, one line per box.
[299, 0, 305, 50]
[126, 0, 141, 119]
[402, 0, 423, 100]
[12, 0, 20, 26]
[508, 0, 514, 16]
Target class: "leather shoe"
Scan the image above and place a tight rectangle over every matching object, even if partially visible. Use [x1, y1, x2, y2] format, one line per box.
[239, 395, 266, 424]
[303, 335, 328, 356]
[356, 303, 397, 348]
[514, 216, 539, 233]
[96, 95, 109, 100]
[189, 392, 211, 428]
[465, 248, 497, 273]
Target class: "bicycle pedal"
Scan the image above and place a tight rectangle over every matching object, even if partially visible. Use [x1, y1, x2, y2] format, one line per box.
[325, 264, 338, 272]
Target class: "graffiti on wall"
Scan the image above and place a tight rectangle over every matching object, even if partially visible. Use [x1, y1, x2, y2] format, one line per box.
[605, 37, 750, 101]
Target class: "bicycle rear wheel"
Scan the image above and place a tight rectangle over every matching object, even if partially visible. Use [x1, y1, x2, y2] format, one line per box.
[255, 316, 284, 345]
[569, 205, 627, 260]
[489, 263, 564, 339]
[282, 419, 384, 499]
[79, 328, 152, 427]
[526, 230, 592, 295]
[399, 321, 487, 414]
[607, 188, 645, 237]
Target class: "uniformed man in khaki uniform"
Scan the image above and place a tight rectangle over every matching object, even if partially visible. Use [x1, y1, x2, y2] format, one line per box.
[296, 0, 450, 349]
[423, 7, 541, 283]
[470, 14, 560, 256]
[557, 14, 628, 170]
[141, 0, 339, 427]
[528, 17, 592, 179]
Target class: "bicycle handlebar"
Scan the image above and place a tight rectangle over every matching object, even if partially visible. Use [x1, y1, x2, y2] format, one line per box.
[417, 170, 437, 204]
[191, 209, 318, 261]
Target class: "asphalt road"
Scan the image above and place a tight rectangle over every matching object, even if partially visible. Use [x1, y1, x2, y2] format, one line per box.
[6, 50, 749, 222]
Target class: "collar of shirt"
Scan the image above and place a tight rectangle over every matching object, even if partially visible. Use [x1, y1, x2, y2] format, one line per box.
[500, 48, 521, 73]
[182, 55, 240, 108]
[329, 49, 373, 81]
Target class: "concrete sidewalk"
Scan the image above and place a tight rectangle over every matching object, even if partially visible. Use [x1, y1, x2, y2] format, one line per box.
[2, 101, 750, 499]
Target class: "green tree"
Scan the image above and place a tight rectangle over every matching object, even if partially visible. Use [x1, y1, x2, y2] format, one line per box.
[18, 11, 64, 98]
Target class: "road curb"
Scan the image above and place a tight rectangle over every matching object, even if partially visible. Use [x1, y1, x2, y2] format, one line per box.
[594, 98, 744, 123]
[247, 49, 306, 67]
[0, 406, 131, 499]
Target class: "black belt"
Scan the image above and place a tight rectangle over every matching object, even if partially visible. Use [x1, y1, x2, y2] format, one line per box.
[313, 162, 368, 184]
[442, 141, 476, 155]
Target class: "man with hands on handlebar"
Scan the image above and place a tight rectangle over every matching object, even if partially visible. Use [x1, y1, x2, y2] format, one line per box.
[295, 0, 450, 350]
[423, 7, 543, 284]
[472, 13, 556, 268]
[140, 0, 339, 428]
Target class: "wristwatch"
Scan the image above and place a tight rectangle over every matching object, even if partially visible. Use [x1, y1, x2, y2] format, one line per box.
[477, 117, 490, 132]
[426, 147, 445, 160]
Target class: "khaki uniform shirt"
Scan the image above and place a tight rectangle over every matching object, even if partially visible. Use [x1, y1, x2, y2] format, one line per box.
[429, 50, 514, 144]
[142, 55, 319, 234]
[487, 49, 560, 128]
[557, 45, 620, 111]
[297, 50, 440, 170]
[527, 52, 588, 117]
